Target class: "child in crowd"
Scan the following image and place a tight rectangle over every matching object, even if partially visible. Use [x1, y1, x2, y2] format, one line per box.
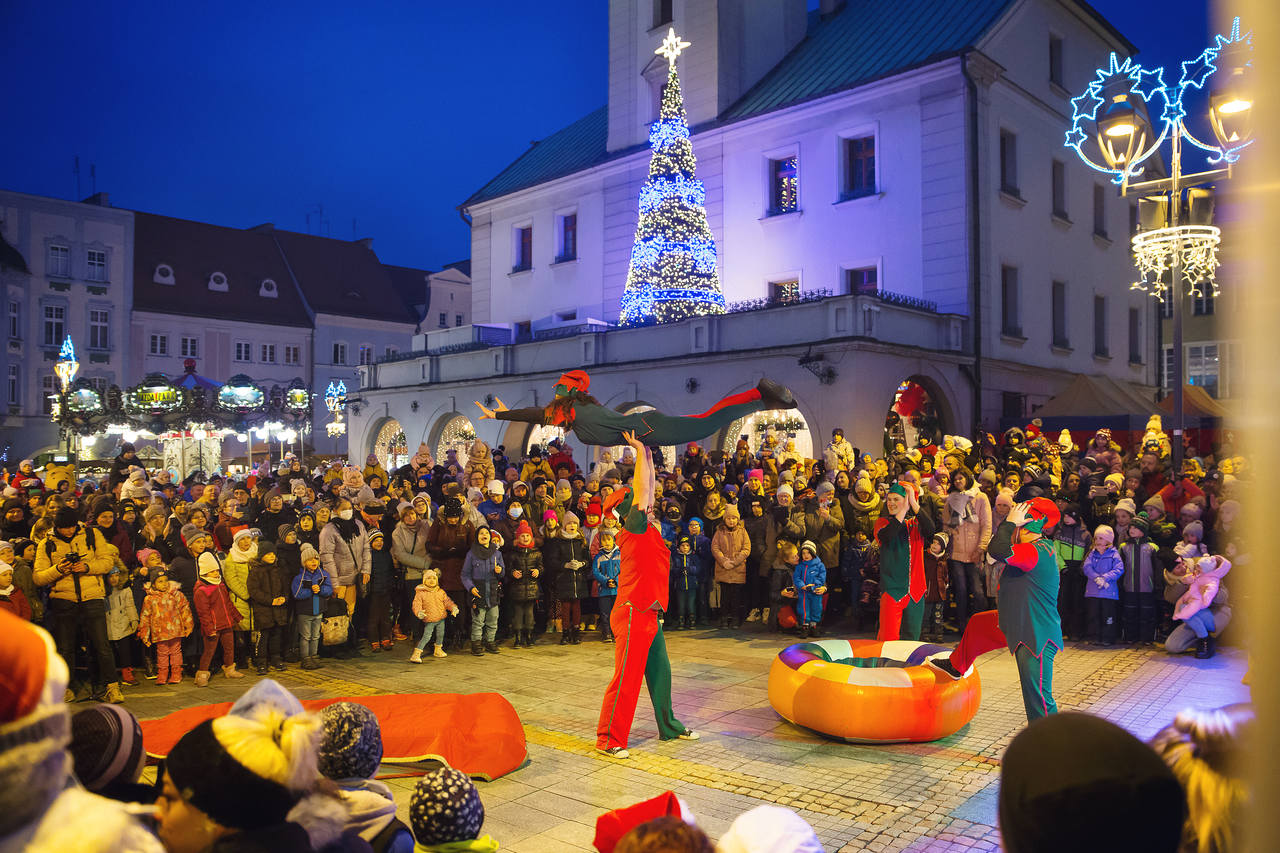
[247, 540, 289, 674]
[922, 531, 950, 642]
[539, 510, 561, 633]
[105, 563, 141, 684]
[462, 526, 504, 655]
[364, 529, 396, 652]
[839, 529, 879, 632]
[1082, 525, 1123, 645]
[0, 559, 32, 620]
[409, 767, 497, 852]
[770, 540, 800, 632]
[592, 530, 620, 643]
[505, 520, 542, 648]
[1173, 554, 1231, 659]
[137, 569, 194, 684]
[670, 535, 699, 630]
[1052, 502, 1091, 640]
[293, 542, 332, 670]
[793, 540, 827, 639]
[317, 702, 414, 853]
[193, 550, 243, 686]
[551, 512, 589, 645]
[10, 538, 41, 623]
[686, 517, 712, 625]
[411, 569, 460, 662]
[1119, 513, 1159, 644]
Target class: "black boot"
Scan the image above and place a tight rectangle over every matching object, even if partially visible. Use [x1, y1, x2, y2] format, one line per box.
[255, 659, 269, 676]
[756, 377, 796, 409]
[560, 631, 571, 645]
[1195, 636, 1216, 659]
[524, 630, 535, 647]
[570, 627, 582, 645]
[471, 640, 485, 656]
[484, 640, 500, 654]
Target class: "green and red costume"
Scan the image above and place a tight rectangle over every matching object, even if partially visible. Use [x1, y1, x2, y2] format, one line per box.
[943, 497, 1063, 722]
[873, 488, 934, 641]
[493, 371, 796, 448]
[596, 490, 688, 751]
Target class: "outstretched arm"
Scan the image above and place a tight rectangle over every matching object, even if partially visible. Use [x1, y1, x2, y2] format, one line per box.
[622, 431, 654, 512]
[476, 398, 547, 426]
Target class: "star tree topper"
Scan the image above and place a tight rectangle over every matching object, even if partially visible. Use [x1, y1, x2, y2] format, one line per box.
[656, 27, 690, 67]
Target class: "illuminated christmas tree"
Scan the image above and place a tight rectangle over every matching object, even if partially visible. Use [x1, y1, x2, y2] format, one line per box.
[619, 28, 726, 325]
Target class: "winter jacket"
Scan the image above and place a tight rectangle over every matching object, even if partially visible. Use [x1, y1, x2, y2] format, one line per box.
[194, 577, 243, 635]
[336, 778, 414, 853]
[1119, 540, 1158, 594]
[592, 546, 621, 597]
[12, 557, 42, 621]
[793, 556, 827, 592]
[223, 541, 256, 631]
[504, 547, 543, 602]
[412, 583, 457, 624]
[945, 486, 992, 563]
[689, 532, 713, 581]
[138, 583, 194, 643]
[426, 519, 473, 591]
[320, 520, 372, 586]
[391, 519, 431, 582]
[364, 547, 396, 597]
[33, 524, 115, 603]
[924, 553, 949, 603]
[548, 534, 590, 600]
[743, 511, 778, 577]
[1082, 546, 1124, 599]
[1174, 556, 1230, 622]
[670, 547, 699, 591]
[292, 565, 333, 617]
[247, 558, 290, 629]
[802, 502, 844, 571]
[105, 585, 140, 641]
[0, 586, 32, 620]
[461, 546, 504, 609]
[711, 524, 751, 584]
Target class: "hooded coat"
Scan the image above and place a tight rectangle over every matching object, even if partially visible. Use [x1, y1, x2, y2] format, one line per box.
[138, 581, 194, 643]
[711, 520, 751, 584]
[247, 556, 291, 629]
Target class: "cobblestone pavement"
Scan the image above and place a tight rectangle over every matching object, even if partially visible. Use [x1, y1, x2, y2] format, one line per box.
[127, 627, 1249, 852]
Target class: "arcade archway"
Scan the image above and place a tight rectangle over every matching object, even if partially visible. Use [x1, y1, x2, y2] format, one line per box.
[432, 414, 476, 470]
[721, 407, 813, 460]
[368, 418, 409, 472]
[884, 377, 947, 453]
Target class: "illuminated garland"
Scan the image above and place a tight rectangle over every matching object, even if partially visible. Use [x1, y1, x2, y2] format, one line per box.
[619, 35, 726, 326]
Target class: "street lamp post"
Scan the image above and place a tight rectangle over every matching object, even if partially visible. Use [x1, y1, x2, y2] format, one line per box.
[53, 336, 79, 456]
[1066, 18, 1254, 472]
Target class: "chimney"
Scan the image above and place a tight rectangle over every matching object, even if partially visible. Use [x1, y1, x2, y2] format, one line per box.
[356, 237, 374, 249]
[249, 222, 275, 233]
[80, 192, 110, 207]
[819, 0, 844, 16]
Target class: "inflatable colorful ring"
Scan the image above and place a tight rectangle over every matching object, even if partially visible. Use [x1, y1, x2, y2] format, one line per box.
[768, 638, 981, 743]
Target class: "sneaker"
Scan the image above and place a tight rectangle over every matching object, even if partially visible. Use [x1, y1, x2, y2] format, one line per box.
[928, 657, 964, 680]
[409, 649, 424, 664]
[745, 609, 761, 623]
[677, 729, 700, 741]
[104, 682, 124, 704]
[392, 627, 409, 641]
[272, 660, 287, 672]
[434, 646, 448, 658]
[598, 746, 630, 759]
[760, 607, 770, 625]
[119, 667, 137, 686]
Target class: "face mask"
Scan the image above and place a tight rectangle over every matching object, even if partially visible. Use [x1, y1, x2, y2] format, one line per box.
[508, 505, 523, 518]
[338, 509, 353, 521]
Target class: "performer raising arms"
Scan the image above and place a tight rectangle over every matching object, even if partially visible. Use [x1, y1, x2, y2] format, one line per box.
[596, 430, 699, 758]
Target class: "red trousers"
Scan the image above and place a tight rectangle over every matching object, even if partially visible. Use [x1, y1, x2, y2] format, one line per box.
[948, 610, 1007, 672]
[596, 603, 684, 750]
[877, 592, 925, 641]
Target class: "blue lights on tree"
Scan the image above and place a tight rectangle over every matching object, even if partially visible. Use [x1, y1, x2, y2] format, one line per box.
[619, 29, 726, 325]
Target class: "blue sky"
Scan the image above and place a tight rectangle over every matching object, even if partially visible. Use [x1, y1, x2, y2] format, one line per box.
[0, 0, 1214, 272]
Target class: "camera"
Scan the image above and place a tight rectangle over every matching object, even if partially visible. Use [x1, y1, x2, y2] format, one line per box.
[63, 552, 83, 563]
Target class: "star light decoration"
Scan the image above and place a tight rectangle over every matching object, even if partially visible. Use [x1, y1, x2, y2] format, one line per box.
[1065, 17, 1255, 182]
[324, 380, 347, 437]
[619, 28, 727, 326]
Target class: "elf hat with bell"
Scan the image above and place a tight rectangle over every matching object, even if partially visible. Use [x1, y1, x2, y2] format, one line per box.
[554, 370, 590, 398]
[1015, 497, 1061, 535]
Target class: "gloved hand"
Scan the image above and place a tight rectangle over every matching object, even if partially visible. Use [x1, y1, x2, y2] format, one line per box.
[1094, 576, 1107, 588]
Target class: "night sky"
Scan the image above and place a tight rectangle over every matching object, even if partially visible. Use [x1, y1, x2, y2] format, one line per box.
[0, 0, 1215, 272]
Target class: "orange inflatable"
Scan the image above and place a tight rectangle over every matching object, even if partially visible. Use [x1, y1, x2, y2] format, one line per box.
[768, 638, 981, 743]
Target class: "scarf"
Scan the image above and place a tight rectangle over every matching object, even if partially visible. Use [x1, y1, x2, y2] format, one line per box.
[330, 516, 360, 542]
[469, 539, 497, 561]
[851, 491, 880, 513]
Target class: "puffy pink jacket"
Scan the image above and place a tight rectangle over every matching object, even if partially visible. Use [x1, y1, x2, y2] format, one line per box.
[1174, 556, 1230, 622]
[945, 486, 991, 563]
[412, 583, 458, 624]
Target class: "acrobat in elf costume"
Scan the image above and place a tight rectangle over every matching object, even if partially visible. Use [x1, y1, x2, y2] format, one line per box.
[934, 497, 1063, 722]
[484, 370, 797, 447]
[873, 483, 934, 641]
[596, 486, 695, 754]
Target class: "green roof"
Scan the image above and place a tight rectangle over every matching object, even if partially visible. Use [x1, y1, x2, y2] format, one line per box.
[722, 0, 1012, 120]
[463, 0, 1094, 206]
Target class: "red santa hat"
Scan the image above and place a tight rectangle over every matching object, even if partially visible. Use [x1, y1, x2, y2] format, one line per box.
[593, 791, 695, 853]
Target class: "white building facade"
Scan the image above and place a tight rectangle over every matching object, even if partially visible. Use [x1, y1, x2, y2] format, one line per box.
[352, 0, 1158, 462]
[0, 190, 133, 461]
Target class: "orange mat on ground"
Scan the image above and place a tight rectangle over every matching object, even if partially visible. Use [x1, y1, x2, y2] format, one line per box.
[139, 692, 527, 781]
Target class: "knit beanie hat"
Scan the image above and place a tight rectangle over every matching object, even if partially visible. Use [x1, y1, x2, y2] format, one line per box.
[181, 523, 209, 546]
[776, 483, 794, 499]
[1114, 497, 1137, 517]
[541, 509, 558, 523]
[135, 548, 159, 566]
[300, 543, 320, 565]
[562, 511, 580, 527]
[999, 713, 1183, 853]
[443, 496, 464, 519]
[815, 481, 835, 497]
[1182, 520, 1204, 540]
[143, 503, 167, 523]
[723, 504, 740, 519]
[514, 520, 534, 543]
[556, 478, 571, 491]
[317, 702, 382, 782]
[165, 707, 323, 833]
[68, 704, 146, 795]
[1129, 513, 1151, 536]
[1105, 473, 1125, 491]
[799, 540, 818, 557]
[197, 552, 222, 582]
[368, 529, 384, 545]
[0, 609, 71, 838]
[1142, 495, 1166, 515]
[233, 528, 254, 544]
[53, 506, 79, 529]
[717, 805, 823, 853]
[256, 540, 277, 560]
[409, 766, 485, 844]
[229, 678, 305, 719]
[277, 523, 296, 542]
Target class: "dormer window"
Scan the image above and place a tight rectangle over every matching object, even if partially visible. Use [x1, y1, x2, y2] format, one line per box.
[260, 278, 278, 298]
[154, 264, 175, 285]
[208, 272, 228, 292]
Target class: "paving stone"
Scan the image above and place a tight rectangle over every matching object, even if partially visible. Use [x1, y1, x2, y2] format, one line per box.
[129, 630, 1248, 850]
